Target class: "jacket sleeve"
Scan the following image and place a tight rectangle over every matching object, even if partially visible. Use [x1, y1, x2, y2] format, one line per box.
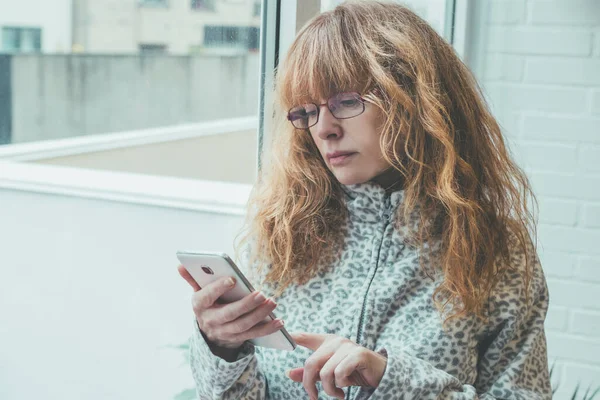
[357, 244, 552, 400]
[188, 243, 270, 399]
[189, 319, 267, 399]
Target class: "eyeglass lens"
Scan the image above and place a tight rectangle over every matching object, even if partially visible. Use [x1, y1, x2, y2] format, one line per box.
[287, 92, 365, 129]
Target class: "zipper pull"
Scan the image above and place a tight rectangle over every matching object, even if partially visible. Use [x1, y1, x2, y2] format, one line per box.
[380, 196, 393, 221]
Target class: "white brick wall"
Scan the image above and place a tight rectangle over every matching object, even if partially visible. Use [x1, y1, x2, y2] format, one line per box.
[474, 0, 600, 396]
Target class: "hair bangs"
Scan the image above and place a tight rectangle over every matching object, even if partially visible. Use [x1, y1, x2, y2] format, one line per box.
[278, 13, 372, 111]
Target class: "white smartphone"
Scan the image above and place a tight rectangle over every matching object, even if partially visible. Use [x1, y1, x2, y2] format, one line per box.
[177, 250, 296, 351]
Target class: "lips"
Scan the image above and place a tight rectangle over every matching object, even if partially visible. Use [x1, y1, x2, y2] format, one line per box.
[326, 151, 357, 166]
[326, 151, 356, 161]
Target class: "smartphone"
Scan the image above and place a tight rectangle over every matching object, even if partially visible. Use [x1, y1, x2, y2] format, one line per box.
[177, 250, 296, 351]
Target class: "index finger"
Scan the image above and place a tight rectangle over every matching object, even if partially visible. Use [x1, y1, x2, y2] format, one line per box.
[291, 332, 328, 351]
[177, 265, 201, 291]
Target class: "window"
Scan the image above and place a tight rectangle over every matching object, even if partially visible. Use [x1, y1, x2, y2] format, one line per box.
[191, 0, 215, 12]
[0, 0, 262, 186]
[1, 27, 42, 53]
[204, 26, 260, 51]
[253, 1, 261, 18]
[139, 43, 168, 54]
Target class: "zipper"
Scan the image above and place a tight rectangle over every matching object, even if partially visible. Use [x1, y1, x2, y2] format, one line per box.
[346, 195, 393, 400]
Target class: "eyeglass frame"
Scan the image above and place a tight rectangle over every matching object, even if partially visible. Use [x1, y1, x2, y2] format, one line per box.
[286, 91, 368, 129]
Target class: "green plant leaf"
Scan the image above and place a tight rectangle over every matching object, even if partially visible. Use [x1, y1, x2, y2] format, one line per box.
[584, 385, 600, 400]
[572, 384, 580, 400]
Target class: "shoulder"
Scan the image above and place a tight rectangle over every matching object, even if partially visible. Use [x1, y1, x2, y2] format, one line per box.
[486, 232, 549, 328]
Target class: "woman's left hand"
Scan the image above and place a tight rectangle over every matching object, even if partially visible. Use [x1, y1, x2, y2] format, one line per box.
[286, 332, 388, 400]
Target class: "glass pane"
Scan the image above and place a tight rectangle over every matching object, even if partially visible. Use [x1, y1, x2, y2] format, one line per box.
[1, 27, 20, 52]
[191, 0, 216, 12]
[0, 0, 262, 185]
[399, 0, 451, 39]
[20, 28, 41, 52]
[321, 0, 452, 39]
[140, 0, 168, 5]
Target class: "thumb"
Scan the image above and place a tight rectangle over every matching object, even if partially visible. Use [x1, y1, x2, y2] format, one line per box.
[286, 367, 304, 382]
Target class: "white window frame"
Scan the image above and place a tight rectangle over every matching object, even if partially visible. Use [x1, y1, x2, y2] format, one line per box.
[0, 117, 256, 214]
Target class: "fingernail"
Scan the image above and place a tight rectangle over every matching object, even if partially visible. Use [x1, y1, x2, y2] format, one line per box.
[224, 277, 235, 287]
[255, 291, 266, 302]
[285, 369, 291, 378]
[274, 319, 284, 327]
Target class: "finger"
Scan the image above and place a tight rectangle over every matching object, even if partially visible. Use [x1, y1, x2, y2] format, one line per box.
[192, 276, 236, 312]
[291, 332, 328, 351]
[236, 317, 285, 342]
[334, 349, 371, 387]
[219, 298, 277, 335]
[216, 291, 268, 324]
[177, 265, 201, 291]
[286, 367, 304, 382]
[303, 349, 335, 400]
[320, 348, 351, 398]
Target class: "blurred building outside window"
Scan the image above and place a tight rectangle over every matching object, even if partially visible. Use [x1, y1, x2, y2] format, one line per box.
[0, 0, 262, 184]
[1, 26, 42, 53]
[191, 0, 216, 12]
[139, 43, 169, 54]
[253, 1, 261, 18]
[204, 25, 260, 51]
[139, 0, 169, 7]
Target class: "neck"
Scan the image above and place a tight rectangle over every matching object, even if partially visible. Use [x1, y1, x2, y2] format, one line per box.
[371, 167, 404, 193]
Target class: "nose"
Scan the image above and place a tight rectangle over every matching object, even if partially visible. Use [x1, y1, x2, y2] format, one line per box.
[310, 104, 342, 141]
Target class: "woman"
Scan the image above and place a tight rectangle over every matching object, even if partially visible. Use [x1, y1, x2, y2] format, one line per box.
[178, 1, 551, 399]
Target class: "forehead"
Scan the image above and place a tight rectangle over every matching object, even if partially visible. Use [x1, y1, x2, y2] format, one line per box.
[294, 91, 361, 106]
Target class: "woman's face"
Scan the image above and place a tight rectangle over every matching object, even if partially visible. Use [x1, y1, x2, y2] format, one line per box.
[308, 97, 391, 185]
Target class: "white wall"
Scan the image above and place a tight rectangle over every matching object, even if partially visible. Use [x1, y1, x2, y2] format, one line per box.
[0, 0, 72, 53]
[0, 186, 247, 400]
[473, 0, 600, 396]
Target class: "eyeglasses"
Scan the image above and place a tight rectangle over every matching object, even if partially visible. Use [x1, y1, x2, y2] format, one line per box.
[287, 92, 366, 129]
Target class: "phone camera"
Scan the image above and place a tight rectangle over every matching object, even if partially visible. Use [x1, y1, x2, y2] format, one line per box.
[201, 265, 214, 275]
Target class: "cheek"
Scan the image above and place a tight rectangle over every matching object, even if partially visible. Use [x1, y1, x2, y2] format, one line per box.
[309, 132, 327, 157]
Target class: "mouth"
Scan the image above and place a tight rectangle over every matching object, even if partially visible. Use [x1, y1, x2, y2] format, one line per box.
[327, 151, 357, 166]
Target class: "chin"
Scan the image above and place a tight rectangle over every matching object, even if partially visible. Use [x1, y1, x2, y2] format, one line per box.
[332, 171, 372, 186]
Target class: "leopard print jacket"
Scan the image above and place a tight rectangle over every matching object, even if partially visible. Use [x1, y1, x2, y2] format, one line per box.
[189, 181, 552, 399]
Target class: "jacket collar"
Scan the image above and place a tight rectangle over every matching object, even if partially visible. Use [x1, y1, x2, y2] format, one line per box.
[342, 181, 405, 223]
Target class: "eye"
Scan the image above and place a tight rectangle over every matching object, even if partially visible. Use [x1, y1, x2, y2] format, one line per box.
[288, 111, 307, 121]
[340, 99, 360, 107]
[288, 105, 311, 120]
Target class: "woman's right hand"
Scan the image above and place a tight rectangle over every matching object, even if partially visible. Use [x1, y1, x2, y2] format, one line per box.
[178, 265, 285, 351]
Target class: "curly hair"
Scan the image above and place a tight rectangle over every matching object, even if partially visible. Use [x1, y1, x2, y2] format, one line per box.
[238, 0, 537, 322]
